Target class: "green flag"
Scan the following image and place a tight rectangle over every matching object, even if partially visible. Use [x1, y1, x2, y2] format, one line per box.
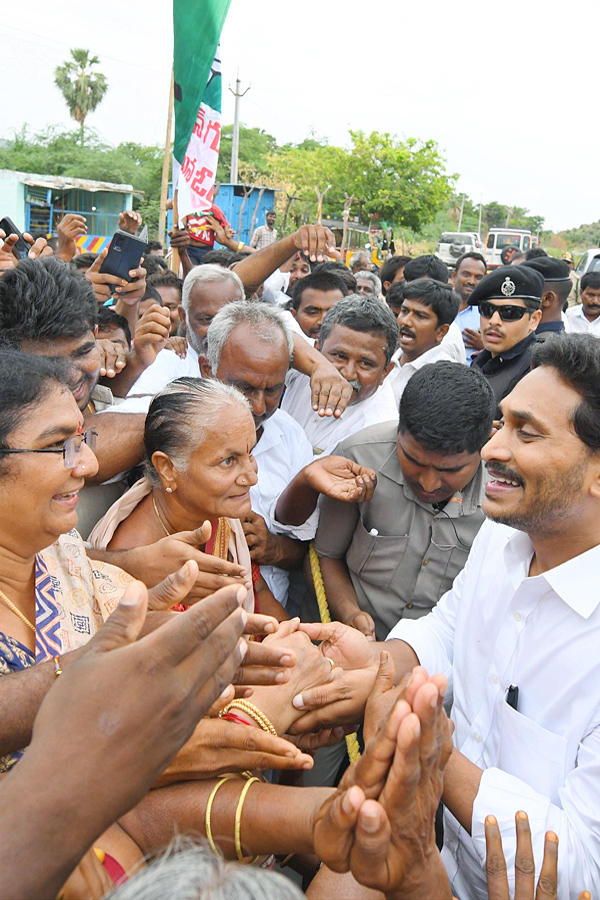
[172, 0, 231, 165]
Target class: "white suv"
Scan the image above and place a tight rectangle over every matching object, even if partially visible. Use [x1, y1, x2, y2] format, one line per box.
[435, 232, 483, 267]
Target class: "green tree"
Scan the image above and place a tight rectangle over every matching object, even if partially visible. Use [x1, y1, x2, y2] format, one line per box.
[216, 125, 278, 183]
[267, 130, 454, 233]
[54, 49, 108, 147]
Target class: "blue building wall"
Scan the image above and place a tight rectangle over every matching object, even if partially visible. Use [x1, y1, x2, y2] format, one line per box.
[214, 184, 276, 244]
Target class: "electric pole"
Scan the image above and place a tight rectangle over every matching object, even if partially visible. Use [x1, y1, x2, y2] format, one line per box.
[229, 75, 250, 185]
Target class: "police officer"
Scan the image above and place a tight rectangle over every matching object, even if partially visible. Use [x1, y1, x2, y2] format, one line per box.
[469, 265, 544, 417]
[523, 256, 572, 336]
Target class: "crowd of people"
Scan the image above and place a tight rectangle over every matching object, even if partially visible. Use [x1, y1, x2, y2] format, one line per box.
[0, 205, 597, 900]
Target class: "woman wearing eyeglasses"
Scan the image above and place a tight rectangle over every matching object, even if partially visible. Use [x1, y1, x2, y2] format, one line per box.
[469, 265, 544, 418]
[0, 351, 136, 774]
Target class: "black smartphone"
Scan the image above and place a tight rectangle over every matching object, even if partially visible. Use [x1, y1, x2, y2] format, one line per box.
[0, 217, 30, 260]
[99, 231, 146, 281]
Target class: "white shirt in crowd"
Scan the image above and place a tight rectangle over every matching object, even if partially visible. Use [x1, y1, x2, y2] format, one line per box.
[386, 343, 462, 407]
[281, 369, 398, 457]
[387, 518, 600, 899]
[442, 320, 468, 364]
[248, 409, 316, 604]
[564, 305, 600, 336]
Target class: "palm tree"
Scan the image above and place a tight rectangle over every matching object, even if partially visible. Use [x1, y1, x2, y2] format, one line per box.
[54, 49, 108, 146]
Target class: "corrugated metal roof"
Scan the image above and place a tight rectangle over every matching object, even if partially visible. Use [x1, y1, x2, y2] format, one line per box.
[1, 169, 133, 193]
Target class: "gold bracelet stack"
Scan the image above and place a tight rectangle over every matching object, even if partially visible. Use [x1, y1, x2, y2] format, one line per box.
[219, 700, 278, 736]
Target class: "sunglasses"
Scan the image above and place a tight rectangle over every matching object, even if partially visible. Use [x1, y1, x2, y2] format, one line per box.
[479, 301, 530, 322]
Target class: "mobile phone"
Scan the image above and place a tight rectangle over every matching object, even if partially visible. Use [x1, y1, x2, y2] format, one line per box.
[0, 217, 30, 260]
[99, 231, 146, 281]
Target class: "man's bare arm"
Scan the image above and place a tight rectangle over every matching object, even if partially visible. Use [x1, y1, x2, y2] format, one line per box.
[82, 412, 146, 484]
[234, 224, 338, 295]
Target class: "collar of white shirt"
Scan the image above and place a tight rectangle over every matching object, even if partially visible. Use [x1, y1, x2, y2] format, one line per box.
[503, 527, 600, 618]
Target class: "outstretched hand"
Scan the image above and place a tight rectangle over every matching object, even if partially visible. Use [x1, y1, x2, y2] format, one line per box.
[304, 456, 377, 504]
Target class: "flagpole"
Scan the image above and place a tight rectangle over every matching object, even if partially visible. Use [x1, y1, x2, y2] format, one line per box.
[158, 68, 175, 245]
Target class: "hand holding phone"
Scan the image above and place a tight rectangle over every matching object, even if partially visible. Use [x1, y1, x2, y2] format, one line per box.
[0, 217, 31, 261]
[100, 231, 146, 282]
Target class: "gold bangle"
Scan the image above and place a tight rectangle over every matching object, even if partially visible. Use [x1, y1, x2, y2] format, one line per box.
[205, 775, 237, 857]
[235, 775, 260, 863]
[237, 241, 245, 251]
[219, 700, 278, 736]
[53, 656, 62, 677]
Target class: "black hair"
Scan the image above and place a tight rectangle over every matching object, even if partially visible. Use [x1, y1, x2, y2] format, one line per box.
[532, 334, 600, 450]
[140, 285, 163, 306]
[96, 307, 132, 348]
[581, 272, 600, 293]
[266, 209, 276, 215]
[546, 279, 572, 306]
[385, 281, 405, 315]
[0, 351, 72, 463]
[401, 278, 460, 327]
[525, 247, 548, 260]
[404, 255, 449, 284]
[70, 252, 98, 271]
[454, 252, 487, 274]
[142, 255, 168, 276]
[200, 249, 236, 268]
[0, 257, 97, 349]
[291, 271, 349, 311]
[145, 240, 163, 253]
[379, 255, 412, 295]
[318, 295, 398, 364]
[312, 261, 357, 293]
[399, 362, 494, 454]
[147, 270, 184, 296]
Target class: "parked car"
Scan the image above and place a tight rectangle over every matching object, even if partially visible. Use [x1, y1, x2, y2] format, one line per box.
[435, 232, 483, 267]
[485, 228, 532, 269]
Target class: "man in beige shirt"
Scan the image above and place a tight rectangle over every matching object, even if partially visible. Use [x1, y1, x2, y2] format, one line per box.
[314, 361, 494, 640]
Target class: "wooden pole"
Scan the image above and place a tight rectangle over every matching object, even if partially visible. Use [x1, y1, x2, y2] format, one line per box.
[170, 191, 180, 273]
[248, 187, 265, 243]
[237, 185, 253, 243]
[158, 68, 175, 245]
[314, 185, 332, 225]
[339, 192, 354, 262]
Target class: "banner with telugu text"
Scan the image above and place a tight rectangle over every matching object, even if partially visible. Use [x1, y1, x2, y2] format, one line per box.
[172, 0, 231, 221]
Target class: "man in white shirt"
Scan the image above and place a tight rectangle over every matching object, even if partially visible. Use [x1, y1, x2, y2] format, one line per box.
[281, 296, 399, 456]
[295, 333, 600, 898]
[386, 278, 463, 405]
[565, 272, 600, 336]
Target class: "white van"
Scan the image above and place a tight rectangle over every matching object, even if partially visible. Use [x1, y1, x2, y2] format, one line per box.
[485, 228, 532, 269]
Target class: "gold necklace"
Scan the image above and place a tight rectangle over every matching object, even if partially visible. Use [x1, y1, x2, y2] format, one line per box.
[152, 494, 172, 537]
[0, 587, 36, 634]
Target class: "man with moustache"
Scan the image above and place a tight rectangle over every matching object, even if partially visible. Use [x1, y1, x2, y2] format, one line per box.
[470, 265, 543, 417]
[294, 335, 600, 897]
[566, 272, 600, 336]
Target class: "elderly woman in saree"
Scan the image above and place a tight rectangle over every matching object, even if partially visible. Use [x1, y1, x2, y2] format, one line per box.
[90, 377, 288, 619]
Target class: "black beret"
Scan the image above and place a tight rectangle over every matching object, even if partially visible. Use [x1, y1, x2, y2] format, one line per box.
[468, 265, 544, 307]
[523, 256, 572, 283]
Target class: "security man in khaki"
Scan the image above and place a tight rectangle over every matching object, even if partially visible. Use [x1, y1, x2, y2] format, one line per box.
[313, 362, 494, 640]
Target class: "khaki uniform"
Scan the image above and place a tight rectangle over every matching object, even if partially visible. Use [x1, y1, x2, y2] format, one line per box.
[314, 421, 486, 640]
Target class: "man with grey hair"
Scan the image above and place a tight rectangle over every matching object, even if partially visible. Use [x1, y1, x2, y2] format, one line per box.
[281, 296, 399, 456]
[112, 265, 245, 406]
[200, 301, 316, 609]
[355, 270, 382, 298]
[349, 251, 372, 274]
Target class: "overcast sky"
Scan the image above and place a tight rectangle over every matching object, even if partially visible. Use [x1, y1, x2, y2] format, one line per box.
[1, 0, 597, 232]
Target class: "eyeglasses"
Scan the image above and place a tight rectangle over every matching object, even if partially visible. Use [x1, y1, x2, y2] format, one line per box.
[1, 429, 98, 468]
[479, 301, 530, 322]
